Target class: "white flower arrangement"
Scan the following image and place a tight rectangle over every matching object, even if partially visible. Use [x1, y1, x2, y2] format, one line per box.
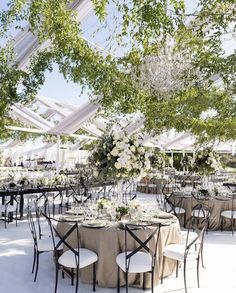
[193, 148, 221, 175]
[89, 131, 151, 180]
[97, 198, 111, 210]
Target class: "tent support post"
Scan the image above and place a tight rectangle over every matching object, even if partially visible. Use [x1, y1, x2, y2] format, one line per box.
[56, 135, 60, 174]
[183, 150, 185, 173]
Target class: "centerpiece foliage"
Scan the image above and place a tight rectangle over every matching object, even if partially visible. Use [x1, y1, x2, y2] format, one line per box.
[89, 131, 151, 180]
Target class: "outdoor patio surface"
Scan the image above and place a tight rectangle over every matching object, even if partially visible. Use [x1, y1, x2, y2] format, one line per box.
[0, 193, 236, 293]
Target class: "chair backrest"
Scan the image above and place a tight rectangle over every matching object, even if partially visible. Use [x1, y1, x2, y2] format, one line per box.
[123, 179, 137, 203]
[162, 191, 185, 215]
[230, 193, 236, 211]
[27, 210, 38, 248]
[184, 215, 209, 258]
[43, 213, 80, 263]
[124, 223, 161, 271]
[4, 189, 19, 207]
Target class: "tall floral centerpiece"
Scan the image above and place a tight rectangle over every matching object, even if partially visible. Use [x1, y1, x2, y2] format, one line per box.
[89, 131, 151, 199]
[149, 151, 170, 175]
[193, 148, 221, 176]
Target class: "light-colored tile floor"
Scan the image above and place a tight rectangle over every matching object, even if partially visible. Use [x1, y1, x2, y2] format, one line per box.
[0, 193, 236, 293]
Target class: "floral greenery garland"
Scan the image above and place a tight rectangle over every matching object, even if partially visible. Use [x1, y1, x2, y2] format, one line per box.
[89, 131, 151, 180]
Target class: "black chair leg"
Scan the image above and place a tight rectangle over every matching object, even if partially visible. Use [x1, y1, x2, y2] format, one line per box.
[142, 272, 146, 290]
[176, 260, 179, 278]
[34, 252, 39, 282]
[75, 267, 79, 293]
[117, 267, 120, 293]
[71, 268, 74, 286]
[125, 271, 128, 293]
[221, 216, 224, 232]
[201, 243, 206, 268]
[15, 211, 18, 227]
[197, 257, 200, 288]
[151, 271, 154, 293]
[32, 248, 36, 273]
[93, 262, 96, 291]
[4, 213, 7, 229]
[161, 256, 166, 284]
[183, 260, 187, 293]
[184, 213, 186, 228]
[232, 218, 235, 235]
[55, 264, 59, 293]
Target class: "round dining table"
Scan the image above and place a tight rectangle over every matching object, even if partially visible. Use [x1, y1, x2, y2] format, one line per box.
[171, 193, 236, 230]
[57, 215, 181, 289]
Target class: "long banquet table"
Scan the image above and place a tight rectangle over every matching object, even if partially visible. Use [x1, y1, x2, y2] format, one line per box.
[57, 218, 181, 288]
[0, 185, 73, 218]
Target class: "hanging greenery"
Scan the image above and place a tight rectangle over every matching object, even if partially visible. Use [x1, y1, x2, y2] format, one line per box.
[0, 0, 235, 142]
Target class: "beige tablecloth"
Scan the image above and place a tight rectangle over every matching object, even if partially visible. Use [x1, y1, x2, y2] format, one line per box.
[57, 220, 181, 288]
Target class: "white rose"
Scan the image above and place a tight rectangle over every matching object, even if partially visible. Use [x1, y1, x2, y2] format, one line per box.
[126, 165, 132, 171]
[130, 145, 136, 152]
[134, 140, 139, 147]
[138, 147, 145, 154]
[111, 147, 119, 157]
[93, 170, 99, 177]
[145, 161, 151, 170]
[113, 133, 120, 140]
[115, 162, 122, 169]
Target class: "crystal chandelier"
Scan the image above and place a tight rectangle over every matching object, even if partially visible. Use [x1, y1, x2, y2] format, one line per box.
[131, 43, 206, 99]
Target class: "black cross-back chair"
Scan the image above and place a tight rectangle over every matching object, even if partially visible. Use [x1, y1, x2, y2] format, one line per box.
[116, 223, 161, 293]
[122, 180, 137, 204]
[163, 192, 187, 227]
[0, 189, 19, 229]
[191, 190, 211, 234]
[27, 210, 56, 282]
[43, 213, 98, 293]
[221, 193, 236, 235]
[70, 183, 92, 204]
[161, 215, 209, 293]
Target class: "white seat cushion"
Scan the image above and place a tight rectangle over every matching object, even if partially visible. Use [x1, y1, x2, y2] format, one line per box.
[116, 251, 152, 273]
[221, 210, 236, 219]
[181, 231, 199, 244]
[174, 207, 185, 214]
[166, 204, 185, 215]
[191, 209, 209, 218]
[163, 244, 198, 262]
[59, 248, 98, 269]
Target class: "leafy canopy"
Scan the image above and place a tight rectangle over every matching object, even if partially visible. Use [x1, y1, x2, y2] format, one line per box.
[0, 0, 235, 142]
